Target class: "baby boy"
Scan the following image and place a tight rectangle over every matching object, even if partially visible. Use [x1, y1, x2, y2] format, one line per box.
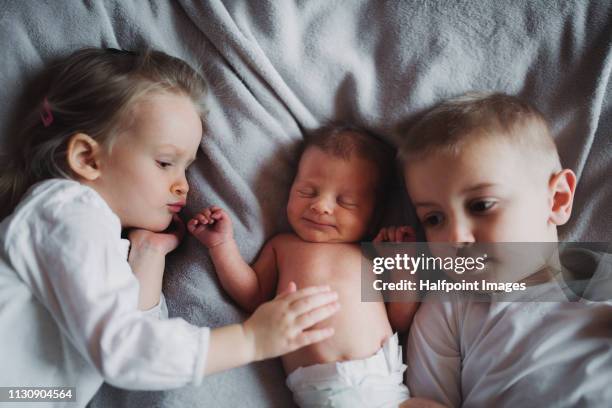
[189, 125, 419, 407]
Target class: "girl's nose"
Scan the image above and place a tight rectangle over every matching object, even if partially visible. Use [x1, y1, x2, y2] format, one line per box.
[172, 175, 189, 197]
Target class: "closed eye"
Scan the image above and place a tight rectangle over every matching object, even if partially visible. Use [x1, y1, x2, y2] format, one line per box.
[338, 198, 358, 209]
[298, 189, 316, 198]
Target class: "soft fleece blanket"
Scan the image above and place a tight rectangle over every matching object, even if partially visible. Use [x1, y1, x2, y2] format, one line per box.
[0, 1, 610, 407]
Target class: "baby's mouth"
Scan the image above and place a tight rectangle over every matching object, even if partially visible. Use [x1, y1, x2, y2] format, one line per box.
[301, 217, 337, 229]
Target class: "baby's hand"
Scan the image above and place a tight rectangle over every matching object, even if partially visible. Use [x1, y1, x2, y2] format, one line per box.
[243, 282, 339, 361]
[374, 225, 416, 243]
[187, 206, 233, 248]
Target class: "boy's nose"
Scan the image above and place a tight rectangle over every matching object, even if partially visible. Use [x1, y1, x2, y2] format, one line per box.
[447, 218, 475, 246]
[310, 197, 334, 215]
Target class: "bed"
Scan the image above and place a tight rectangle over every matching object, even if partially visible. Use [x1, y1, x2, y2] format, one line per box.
[0, 1, 610, 407]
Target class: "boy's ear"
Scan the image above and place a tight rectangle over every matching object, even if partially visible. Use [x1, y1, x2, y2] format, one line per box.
[548, 169, 577, 226]
[66, 133, 102, 181]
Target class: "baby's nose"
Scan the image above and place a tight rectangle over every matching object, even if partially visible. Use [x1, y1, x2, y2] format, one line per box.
[310, 197, 334, 215]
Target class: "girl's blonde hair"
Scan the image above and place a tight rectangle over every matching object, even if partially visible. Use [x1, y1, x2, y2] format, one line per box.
[0, 48, 207, 220]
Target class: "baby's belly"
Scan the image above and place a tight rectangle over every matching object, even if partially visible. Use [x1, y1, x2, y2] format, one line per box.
[279, 274, 392, 374]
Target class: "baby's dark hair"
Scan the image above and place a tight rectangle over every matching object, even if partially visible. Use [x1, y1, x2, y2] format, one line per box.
[303, 123, 396, 196]
[0, 47, 207, 220]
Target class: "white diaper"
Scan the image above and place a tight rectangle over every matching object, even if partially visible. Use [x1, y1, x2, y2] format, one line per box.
[286, 333, 410, 408]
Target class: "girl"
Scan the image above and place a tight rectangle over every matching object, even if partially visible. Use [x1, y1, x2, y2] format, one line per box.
[0, 48, 339, 407]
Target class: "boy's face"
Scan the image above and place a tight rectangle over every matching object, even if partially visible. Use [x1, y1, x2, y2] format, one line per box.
[287, 146, 378, 243]
[405, 138, 557, 244]
[94, 92, 202, 231]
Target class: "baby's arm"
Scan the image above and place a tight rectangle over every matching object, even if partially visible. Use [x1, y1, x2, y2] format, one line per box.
[188, 206, 277, 312]
[375, 225, 420, 332]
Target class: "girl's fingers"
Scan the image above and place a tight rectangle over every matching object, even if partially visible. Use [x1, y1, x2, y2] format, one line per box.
[289, 291, 338, 316]
[293, 301, 340, 330]
[281, 285, 332, 303]
[277, 281, 297, 297]
[292, 328, 335, 349]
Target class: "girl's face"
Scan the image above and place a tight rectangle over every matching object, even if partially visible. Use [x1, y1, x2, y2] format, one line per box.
[93, 92, 202, 231]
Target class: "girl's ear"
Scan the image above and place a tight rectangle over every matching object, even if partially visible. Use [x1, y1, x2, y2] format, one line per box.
[548, 168, 577, 226]
[66, 133, 102, 181]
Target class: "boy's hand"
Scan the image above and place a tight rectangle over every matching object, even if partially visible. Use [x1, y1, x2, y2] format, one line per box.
[128, 214, 186, 255]
[374, 225, 416, 243]
[187, 206, 233, 248]
[243, 282, 340, 361]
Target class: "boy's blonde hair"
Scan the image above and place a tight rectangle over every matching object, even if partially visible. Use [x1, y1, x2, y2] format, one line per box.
[0, 48, 207, 220]
[398, 92, 562, 174]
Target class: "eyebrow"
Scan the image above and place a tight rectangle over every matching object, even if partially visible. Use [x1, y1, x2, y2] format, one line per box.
[413, 183, 499, 208]
[413, 201, 438, 209]
[157, 144, 197, 164]
[461, 182, 498, 194]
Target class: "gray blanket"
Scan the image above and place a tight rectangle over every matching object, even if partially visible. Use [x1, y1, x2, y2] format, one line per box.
[0, 1, 610, 407]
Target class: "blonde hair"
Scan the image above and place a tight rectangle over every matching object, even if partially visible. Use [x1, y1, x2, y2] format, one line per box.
[398, 92, 561, 173]
[0, 48, 207, 219]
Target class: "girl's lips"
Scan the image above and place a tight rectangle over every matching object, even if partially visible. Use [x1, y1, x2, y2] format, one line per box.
[167, 204, 183, 213]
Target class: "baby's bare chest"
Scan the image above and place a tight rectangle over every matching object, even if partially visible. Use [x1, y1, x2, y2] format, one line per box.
[275, 242, 364, 290]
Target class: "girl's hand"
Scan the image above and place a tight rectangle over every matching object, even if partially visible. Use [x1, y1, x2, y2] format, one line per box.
[374, 225, 416, 243]
[128, 214, 186, 255]
[243, 282, 340, 361]
[188, 206, 233, 248]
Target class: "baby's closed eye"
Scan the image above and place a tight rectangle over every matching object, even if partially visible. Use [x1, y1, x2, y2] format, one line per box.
[337, 197, 358, 208]
[298, 188, 316, 197]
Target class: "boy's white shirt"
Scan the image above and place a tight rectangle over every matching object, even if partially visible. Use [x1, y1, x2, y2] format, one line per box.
[0, 179, 209, 407]
[406, 277, 612, 407]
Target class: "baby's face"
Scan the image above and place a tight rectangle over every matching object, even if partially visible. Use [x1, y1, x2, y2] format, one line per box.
[94, 92, 202, 231]
[287, 147, 378, 243]
[405, 138, 556, 244]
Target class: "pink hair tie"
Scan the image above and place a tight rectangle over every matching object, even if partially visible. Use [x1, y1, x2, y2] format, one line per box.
[40, 97, 54, 127]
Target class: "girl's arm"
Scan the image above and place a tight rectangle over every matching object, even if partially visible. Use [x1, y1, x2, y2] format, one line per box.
[189, 206, 277, 312]
[127, 214, 185, 310]
[13, 201, 339, 389]
[205, 283, 339, 375]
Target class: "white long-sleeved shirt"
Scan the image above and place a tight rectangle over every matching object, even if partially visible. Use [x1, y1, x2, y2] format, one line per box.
[406, 252, 612, 407]
[0, 179, 209, 407]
